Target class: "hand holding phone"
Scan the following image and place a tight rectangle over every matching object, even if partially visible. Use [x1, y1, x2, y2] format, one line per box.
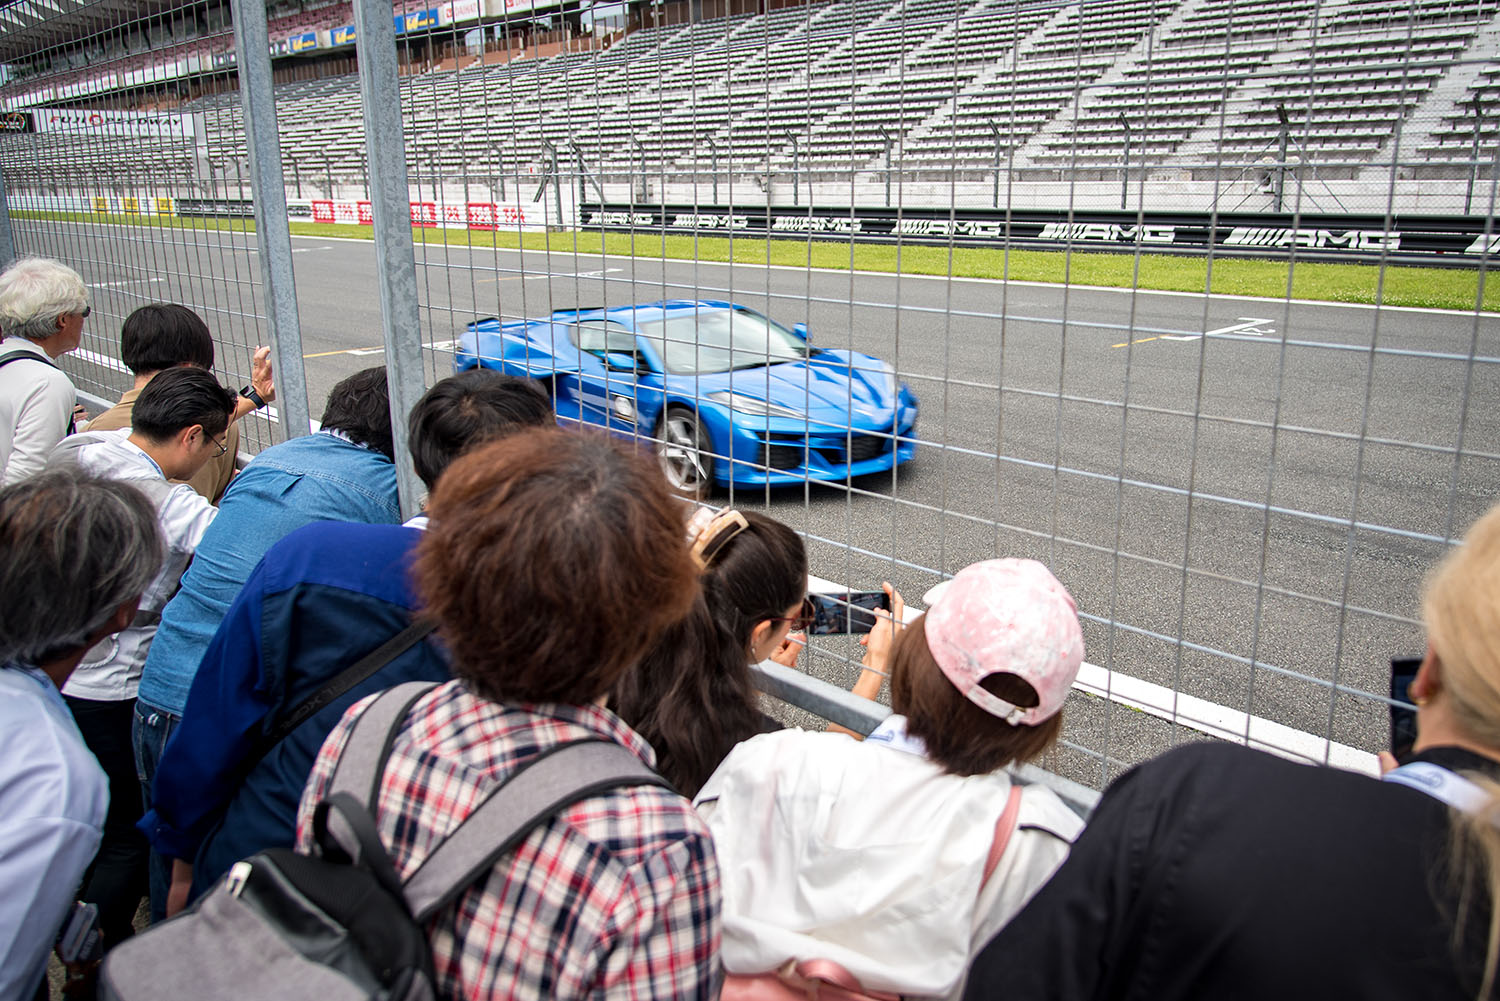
[805, 589, 891, 635]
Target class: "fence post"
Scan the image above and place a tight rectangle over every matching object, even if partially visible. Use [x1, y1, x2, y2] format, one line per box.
[1118, 114, 1130, 210]
[0, 168, 14, 266]
[353, 0, 430, 519]
[231, 0, 313, 443]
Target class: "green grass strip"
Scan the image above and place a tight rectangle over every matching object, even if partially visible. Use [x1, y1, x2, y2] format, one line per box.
[18, 208, 1497, 312]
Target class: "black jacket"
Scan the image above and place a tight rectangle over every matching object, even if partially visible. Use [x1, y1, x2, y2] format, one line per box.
[964, 742, 1497, 1001]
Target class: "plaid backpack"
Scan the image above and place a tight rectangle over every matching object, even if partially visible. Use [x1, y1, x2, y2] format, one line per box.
[101, 682, 671, 1001]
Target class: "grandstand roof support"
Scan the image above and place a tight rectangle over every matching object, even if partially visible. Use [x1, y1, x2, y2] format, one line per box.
[231, 0, 313, 447]
[353, 0, 430, 519]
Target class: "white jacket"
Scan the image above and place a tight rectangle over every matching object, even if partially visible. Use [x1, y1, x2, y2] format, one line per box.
[52, 430, 218, 701]
[694, 721, 1083, 1000]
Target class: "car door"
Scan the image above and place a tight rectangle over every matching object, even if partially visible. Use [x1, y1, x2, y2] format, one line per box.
[570, 319, 646, 434]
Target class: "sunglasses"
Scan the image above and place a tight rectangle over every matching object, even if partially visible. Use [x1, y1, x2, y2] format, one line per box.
[771, 597, 816, 633]
[79, 305, 91, 318]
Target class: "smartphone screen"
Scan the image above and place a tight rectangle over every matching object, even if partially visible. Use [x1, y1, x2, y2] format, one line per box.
[806, 590, 890, 635]
[1390, 656, 1421, 760]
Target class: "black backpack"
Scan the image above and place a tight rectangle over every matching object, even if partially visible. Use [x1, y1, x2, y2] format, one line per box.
[101, 682, 672, 1001]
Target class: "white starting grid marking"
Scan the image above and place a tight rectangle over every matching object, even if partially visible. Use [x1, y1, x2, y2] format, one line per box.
[1114, 316, 1277, 348]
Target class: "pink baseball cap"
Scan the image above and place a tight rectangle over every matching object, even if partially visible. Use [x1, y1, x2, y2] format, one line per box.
[921, 559, 1084, 726]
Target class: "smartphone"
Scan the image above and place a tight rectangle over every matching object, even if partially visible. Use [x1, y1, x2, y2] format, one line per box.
[1390, 656, 1421, 760]
[805, 590, 890, 635]
[57, 901, 101, 964]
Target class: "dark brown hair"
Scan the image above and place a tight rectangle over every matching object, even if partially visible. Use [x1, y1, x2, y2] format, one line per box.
[889, 613, 1062, 776]
[414, 428, 698, 705]
[612, 511, 807, 796]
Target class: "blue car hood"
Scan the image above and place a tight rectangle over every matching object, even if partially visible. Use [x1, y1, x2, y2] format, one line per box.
[677, 349, 900, 425]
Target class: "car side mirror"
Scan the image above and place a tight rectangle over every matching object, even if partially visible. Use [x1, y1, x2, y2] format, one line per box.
[793, 322, 809, 341]
[603, 351, 638, 372]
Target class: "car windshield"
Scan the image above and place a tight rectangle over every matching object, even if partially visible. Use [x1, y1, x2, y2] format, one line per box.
[636, 308, 808, 375]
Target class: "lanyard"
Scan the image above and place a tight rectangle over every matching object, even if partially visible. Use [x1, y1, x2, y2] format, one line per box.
[1383, 761, 1491, 814]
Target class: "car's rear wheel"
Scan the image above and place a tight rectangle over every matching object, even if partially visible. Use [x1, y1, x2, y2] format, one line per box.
[657, 407, 715, 496]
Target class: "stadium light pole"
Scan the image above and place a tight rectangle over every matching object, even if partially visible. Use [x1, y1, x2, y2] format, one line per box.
[705, 136, 719, 204]
[787, 133, 801, 207]
[629, 137, 646, 203]
[1466, 92, 1486, 215]
[878, 125, 893, 208]
[989, 123, 1002, 208]
[1118, 114, 1130, 211]
[491, 145, 506, 201]
[1274, 104, 1290, 214]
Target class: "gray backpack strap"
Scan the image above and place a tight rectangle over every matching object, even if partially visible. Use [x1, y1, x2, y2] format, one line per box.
[403, 739, 671, 923]
[326, 681, 439, 807]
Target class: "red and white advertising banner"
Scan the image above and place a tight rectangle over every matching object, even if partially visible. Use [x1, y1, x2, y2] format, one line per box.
[439, 0, 482, 25]
[303, 199, 543, 230]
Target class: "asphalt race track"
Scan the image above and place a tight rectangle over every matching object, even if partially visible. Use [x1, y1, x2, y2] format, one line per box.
[18, 217, 1500, 786]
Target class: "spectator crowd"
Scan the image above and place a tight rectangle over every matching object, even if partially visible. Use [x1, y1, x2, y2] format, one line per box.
[2, 253, 1500, 1001]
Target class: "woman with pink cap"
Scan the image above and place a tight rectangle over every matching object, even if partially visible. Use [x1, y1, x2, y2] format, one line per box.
[695, 558, 1087, 1001]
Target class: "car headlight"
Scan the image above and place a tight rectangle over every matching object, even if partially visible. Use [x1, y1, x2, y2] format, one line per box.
[707, 391, 806, 419]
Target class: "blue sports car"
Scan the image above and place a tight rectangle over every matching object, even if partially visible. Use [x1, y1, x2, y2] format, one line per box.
[455, 300, 918, 492]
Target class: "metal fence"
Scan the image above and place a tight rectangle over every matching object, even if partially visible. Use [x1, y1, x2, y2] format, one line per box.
[1, 0, 1497, 797]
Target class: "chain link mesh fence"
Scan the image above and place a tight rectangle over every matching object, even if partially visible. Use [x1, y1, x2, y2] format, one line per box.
[2, 0, 1497, 793]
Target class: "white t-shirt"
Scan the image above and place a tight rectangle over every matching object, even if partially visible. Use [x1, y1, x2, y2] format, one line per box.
[0, 665, 107, 999]
[61, 430, 219, 701]
[695, 719, 1084, 1000]
[0, 339, 76, 488]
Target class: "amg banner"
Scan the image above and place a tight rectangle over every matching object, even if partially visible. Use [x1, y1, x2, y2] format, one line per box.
[175, 198, 255, 218]
[581, 204, 1495, 265]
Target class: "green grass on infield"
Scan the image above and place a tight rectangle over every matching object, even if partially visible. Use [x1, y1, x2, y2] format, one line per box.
[17, 208, 1497, 312]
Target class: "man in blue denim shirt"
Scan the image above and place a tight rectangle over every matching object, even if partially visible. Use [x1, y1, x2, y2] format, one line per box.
[133, 366, 401, 920]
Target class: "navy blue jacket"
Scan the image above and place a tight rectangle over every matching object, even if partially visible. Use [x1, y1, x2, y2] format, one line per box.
[139, 520, 450, 895]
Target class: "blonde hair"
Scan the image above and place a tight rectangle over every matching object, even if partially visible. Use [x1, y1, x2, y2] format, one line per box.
[1425, 503, 1500, 999]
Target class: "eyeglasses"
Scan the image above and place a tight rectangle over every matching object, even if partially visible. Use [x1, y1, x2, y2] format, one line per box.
[212, 434, 229, 458]
[771, 598, 816, 633]
[78, 306, 91, 318]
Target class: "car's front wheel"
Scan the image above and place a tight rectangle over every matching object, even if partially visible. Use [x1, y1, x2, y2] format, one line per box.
[656, 407, 715, 496]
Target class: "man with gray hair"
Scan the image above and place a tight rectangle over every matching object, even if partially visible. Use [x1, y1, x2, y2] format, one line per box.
[0, 469, 163, 1000]
[0, 256, 91, 487]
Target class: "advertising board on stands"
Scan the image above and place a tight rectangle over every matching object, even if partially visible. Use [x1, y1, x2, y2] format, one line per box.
[330, 24, 357, 46]
[288, 30, 322, 53]
[439, 0, 483, 25]
[36, 107, 195, 139]
[0, 111, 34, 133]
[399, 8, 440, 32]
[500, 0, 568, 16]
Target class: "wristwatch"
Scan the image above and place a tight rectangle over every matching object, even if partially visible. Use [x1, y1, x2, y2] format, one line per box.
[239, 385, 267, 409]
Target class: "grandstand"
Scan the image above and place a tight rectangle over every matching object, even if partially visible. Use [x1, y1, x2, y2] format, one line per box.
[0, 0, 1498, 205]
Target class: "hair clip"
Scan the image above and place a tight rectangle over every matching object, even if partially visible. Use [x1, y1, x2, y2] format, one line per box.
[691, 509, 750, 570]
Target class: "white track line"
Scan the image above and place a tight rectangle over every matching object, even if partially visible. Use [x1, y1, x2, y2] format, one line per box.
[290, 232, 1495, 318]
